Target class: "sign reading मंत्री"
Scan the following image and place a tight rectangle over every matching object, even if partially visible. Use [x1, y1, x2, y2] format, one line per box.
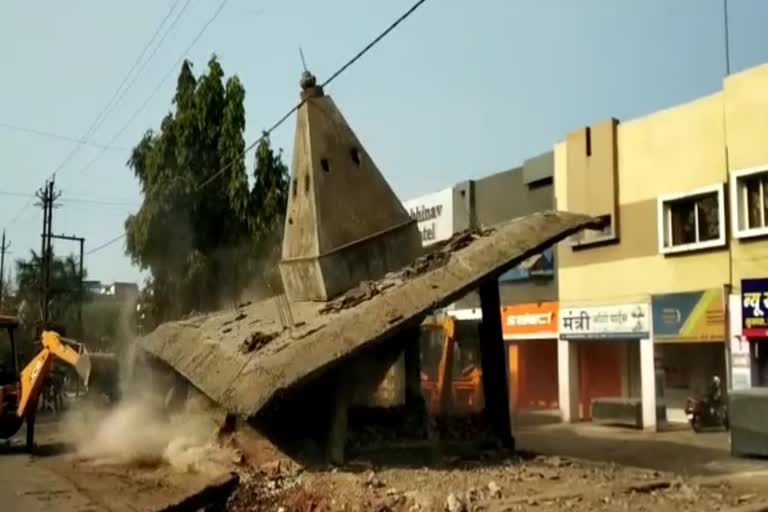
[559, 303, 650, 340]
[742, 278, 768, 338]
[402, 188, 454, 247]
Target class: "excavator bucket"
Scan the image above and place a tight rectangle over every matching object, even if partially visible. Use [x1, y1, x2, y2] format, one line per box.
[74, 347, 91, 389]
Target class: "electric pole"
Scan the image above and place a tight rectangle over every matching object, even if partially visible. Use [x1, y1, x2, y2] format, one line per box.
[0, 230, 11, 310]
[51, 234, 85, 337]
[35, 177, 61, 328]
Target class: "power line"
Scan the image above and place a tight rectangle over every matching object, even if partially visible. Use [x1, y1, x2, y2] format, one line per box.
[51, 0, 184, 179]
[75, 0, 230, 180]
[4, 1, 185, 230]
[0, 190, 138, 207]
[0, 122, 129, 151]
[86, 0, 430, 256]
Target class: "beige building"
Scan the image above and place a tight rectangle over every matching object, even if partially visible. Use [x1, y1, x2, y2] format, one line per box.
[553, 61, 768, 429]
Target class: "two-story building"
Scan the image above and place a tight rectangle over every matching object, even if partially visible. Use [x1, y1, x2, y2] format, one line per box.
[554, 61, 768, 429]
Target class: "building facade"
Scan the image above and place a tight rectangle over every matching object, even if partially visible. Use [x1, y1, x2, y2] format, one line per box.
[405, 152, 561, 416]
[555, 61, 768, 429]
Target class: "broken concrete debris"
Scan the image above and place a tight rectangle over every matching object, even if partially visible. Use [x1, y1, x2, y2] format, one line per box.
[139, 211, 603, 425]
[239, 331, 277, 354]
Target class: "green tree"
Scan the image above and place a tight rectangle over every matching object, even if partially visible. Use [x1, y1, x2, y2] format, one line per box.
[125, 56, 289, 323]
[14, 250, 85, 332]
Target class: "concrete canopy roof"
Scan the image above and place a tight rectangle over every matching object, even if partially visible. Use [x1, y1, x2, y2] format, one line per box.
[138, 210, 602, 418]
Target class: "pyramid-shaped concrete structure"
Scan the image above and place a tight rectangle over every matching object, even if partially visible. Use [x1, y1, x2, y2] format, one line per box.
[280, 72, 422, 301]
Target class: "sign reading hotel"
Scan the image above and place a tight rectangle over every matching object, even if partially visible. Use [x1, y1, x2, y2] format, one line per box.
[742, 278, 768, 338]
[559, 303, 650, 340]
[651, 288, 725, 343]
[502, 302, 558, 340]
[402, 188, 453, 246]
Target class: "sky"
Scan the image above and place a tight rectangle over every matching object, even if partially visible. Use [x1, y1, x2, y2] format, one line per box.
[1, 0, 767, 286]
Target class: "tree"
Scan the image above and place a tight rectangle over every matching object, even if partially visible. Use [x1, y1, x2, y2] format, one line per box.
[125, 56, 289, 323]
[249, 135, 289, 294]
[14, 250, 85, 332]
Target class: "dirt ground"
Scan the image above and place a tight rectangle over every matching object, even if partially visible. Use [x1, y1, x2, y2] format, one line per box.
[226, 413, 768, 512]
[226, 448, 768, 512]
[9, 410, 768, 511]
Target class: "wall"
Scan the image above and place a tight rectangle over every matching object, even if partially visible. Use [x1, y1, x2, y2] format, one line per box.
[555, 91, 730, 305]
[725, 63, 768, 284]
[456, 152, 557, 309]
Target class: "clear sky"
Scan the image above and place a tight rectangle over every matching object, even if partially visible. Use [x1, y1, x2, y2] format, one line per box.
[1, 0, 767, 286]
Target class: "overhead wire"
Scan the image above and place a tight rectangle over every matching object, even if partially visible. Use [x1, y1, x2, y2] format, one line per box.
[4, 0, 186, 229]
[86, 0, 430, 255]
[74, 0, 230, 180]
[0, 122, 128, 151]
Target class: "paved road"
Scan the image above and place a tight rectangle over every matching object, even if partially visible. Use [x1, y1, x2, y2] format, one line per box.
[0, 449, 100, 512]
[513, 412, 768, 488]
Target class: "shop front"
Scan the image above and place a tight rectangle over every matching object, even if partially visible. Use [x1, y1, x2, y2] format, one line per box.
[742, 278, 768, 387]
[651, 289, 727, 423]
[558, 303, 655, 428]
[502, 302, 559, 413]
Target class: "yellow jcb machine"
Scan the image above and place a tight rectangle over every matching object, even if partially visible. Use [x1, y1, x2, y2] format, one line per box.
[0, 315, 90, 451]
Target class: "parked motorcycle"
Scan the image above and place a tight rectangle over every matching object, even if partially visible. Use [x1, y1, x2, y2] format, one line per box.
[685, 396, 729, 432]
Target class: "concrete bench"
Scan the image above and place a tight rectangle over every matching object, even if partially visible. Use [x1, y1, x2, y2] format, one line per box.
[591, 398, 666, 428]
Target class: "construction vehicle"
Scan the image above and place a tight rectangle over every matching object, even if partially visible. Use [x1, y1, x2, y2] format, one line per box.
[0, 315, 91, 451]
[420, 314, 484, 415]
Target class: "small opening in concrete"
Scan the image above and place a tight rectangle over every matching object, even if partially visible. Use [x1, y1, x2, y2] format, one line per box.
[288, 217, 293, 225]
[321, 158, 331, 173]
[304, 174, 310, 193]
[292, 178, 297, 198]
[460, 189, 466, 197]
[350, 148, 361, 167]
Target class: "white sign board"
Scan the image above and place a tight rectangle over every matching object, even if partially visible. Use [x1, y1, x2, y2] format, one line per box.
[560, 303, 650, 340]
[402, 188, 454, 246]
[729, 294, 752, 390]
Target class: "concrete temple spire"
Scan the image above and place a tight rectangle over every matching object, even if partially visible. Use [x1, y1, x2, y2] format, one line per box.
[279, 71, 422, 302]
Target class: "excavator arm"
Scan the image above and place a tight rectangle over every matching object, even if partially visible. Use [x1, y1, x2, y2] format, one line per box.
[17, 331, 91, 419]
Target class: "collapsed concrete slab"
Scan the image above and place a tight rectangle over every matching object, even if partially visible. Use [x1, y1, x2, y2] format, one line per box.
[138, 210, 602, 422]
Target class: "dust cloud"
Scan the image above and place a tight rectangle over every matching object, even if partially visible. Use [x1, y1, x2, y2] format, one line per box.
[63, 348, 238, 477]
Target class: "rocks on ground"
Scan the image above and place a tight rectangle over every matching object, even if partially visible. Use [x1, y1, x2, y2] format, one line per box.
[224, 452, 768, 512]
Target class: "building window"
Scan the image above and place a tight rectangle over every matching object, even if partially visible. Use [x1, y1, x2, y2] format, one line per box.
[657, 184, 726, 255]
[731, 166, 768, 239]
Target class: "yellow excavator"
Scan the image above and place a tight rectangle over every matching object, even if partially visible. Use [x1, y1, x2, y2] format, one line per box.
[0, 315, 91, 451]
[420, 315, 483, 415]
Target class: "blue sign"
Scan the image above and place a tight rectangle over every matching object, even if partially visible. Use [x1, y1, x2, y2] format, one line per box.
[651, 289, 724, 342]
[499, 247, 554, 282]
[742, 278, 768, 338]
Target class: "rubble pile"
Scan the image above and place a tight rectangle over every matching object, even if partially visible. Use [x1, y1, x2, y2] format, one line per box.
[226, 454, 768, 512]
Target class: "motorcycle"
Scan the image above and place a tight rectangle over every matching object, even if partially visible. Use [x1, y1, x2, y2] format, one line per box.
[685, 396, 729, 432]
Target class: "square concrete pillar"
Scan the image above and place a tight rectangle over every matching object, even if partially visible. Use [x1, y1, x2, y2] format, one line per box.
[558, 338, 579, 422]
[639, 336, 657, 431]
[478, 281, 514, 448]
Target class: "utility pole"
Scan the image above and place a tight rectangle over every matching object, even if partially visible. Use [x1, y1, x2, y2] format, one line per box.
[0, 230, 11, 311]
[51, 234, 85, 337]
[35, 177, 61, 328]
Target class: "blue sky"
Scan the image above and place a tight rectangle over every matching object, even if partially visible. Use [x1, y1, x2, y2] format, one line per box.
[1, 0, 767, 286]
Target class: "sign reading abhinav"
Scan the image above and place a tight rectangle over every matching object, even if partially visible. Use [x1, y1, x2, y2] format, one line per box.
[402, 188, 454, 246]
[651, 288, 725, 343]
[559, 303, 650, 340]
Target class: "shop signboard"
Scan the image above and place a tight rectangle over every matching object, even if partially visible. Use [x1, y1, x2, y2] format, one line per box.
[741, 278, 768, 338]
[502, 302, 558, 340]
[559, 303, 649, 340]
[498, 248, 555, 282]
[402, 188, 454, 247]
[651, 288, 725, 343]
[730, 294, 752, 390]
